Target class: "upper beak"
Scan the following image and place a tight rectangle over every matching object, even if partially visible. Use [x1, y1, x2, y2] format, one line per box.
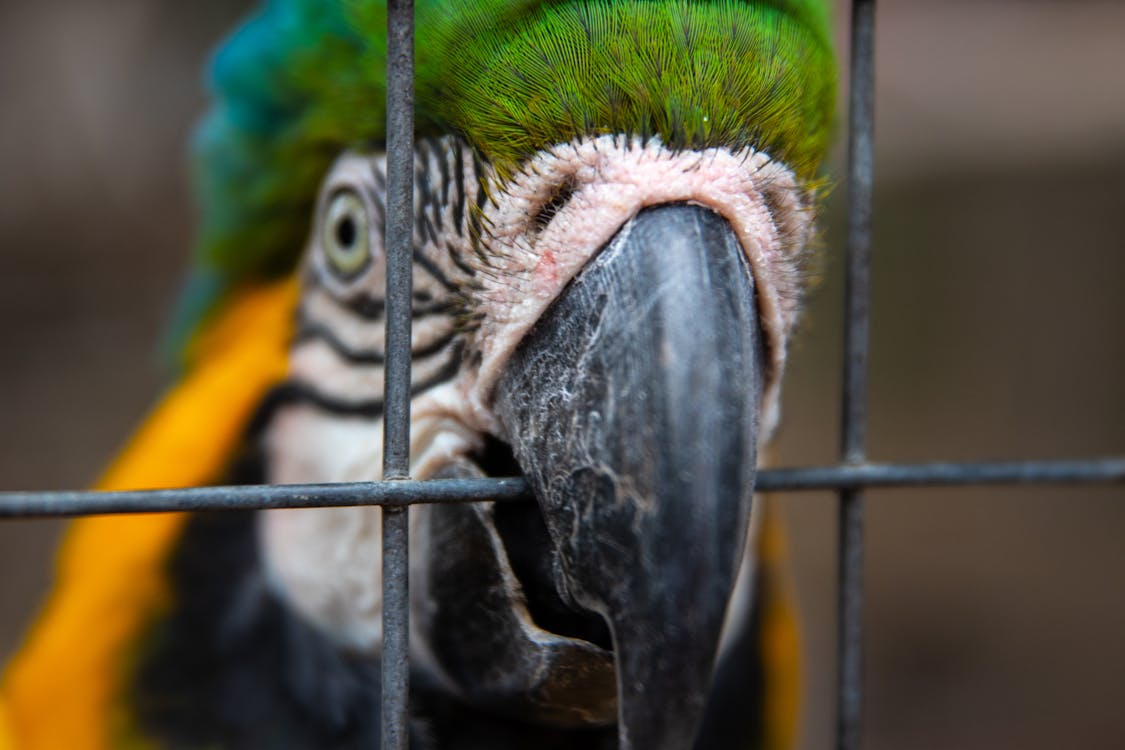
[493, 202, 764, 749]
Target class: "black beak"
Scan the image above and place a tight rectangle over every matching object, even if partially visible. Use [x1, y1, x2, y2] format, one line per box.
[494, 203, 764, 749]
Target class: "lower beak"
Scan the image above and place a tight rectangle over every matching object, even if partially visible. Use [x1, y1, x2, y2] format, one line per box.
[495, 203, 764, 749]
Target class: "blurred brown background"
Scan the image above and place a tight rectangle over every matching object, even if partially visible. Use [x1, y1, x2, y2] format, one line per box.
[1, 1, 1122, 748]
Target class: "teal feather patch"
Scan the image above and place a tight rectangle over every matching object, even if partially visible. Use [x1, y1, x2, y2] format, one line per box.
[168, 0, 387, 360]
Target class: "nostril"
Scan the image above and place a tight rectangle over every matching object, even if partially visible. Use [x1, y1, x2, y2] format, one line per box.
[533, 178, 577, 234]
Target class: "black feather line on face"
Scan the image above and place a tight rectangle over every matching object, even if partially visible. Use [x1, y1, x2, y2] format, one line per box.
[292, 320, 460, 368]
[445, 240, 478, 278]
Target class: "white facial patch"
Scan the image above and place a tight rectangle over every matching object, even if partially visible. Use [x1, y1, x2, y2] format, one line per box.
[460, 135, 815, 441]
[260, 384, 483, 654]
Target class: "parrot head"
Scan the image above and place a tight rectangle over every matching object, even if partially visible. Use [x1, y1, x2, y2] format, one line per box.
[180, 1, 836, 747]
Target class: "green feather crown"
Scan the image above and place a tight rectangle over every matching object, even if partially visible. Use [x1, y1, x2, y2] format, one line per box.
[417, 0, 835, 180]
[170, 0, 835, 359]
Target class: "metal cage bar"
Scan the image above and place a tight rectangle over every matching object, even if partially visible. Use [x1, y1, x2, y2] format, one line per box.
[3, 459, 1123, 519]
[381, 0, 415, 747]
[838, 1, 876, 749]
[0, 1, 1123, 749]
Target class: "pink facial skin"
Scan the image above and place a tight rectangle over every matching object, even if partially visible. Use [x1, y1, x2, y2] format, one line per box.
[461, 135, 817, 443]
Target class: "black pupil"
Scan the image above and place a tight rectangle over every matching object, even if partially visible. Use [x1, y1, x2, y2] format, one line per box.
[335, 214, 357, 248]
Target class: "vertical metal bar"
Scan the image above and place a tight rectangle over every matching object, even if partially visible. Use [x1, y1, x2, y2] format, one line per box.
[382, 0, 414, 748]
[838, 1, 875, 750]
[383, 0, 416, 483]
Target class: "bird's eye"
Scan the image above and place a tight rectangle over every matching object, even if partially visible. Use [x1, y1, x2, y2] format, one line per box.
[322, 189, 371, 278]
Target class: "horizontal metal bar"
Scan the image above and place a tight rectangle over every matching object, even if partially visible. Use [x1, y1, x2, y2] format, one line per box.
[0, 458, 1121, 519]
[754, 458, 1125, 491]
[0, 478, 532, 519]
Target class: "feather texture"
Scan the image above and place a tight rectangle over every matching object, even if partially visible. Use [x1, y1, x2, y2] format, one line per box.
[169, 0, 387, 357]
[170, 0, 834, 361]
[0, 278, 298, 749]
[416, 0, 835, 180]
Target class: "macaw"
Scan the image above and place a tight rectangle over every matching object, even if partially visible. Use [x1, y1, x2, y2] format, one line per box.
[0, 1, 835, 748]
